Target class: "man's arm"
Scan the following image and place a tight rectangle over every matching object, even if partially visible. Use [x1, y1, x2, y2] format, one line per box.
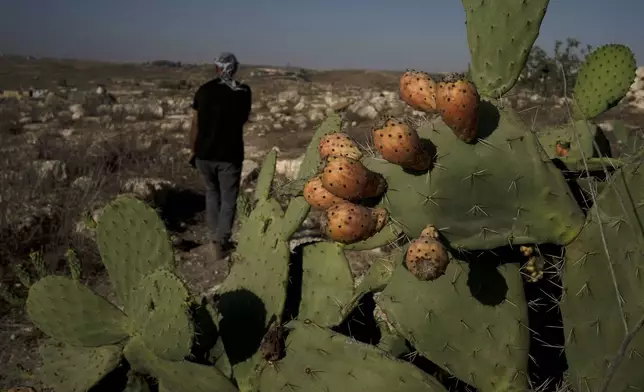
[188, 89, 200, 153]
[189, 109, 199, 153]
[241, 86, 252, 125]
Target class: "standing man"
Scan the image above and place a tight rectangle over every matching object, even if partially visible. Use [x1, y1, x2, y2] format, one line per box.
[189, 52, 252, 260]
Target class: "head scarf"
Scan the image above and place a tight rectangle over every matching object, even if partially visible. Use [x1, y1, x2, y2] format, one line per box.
[214, 52, 243, 91]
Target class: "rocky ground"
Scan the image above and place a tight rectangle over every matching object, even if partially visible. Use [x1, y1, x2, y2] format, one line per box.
[0, 56, 643, 390]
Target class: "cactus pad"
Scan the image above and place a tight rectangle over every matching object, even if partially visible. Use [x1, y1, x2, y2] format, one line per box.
[572, 44, 637, 120]
[537, 120, 611, 160]
[280, 196, 310, 240]
[124, 337, 238, 392]
[129, 269, 194, 361]
[26, 275, 129, 346]
[377, 249, 530, 392]
[124, 372, 151, 392]
[343, 221, 403, 251]
[364, 111, 585, 249]
[258, 319, 448, 391]
[254, 149, 277, 202]
[38, 341, 123, 392]
[462, 0, 550, 98]
[216, 197, 291, 388]
[561, 155, 644, 392]
[296, 113, 343, 180]
[298, 242, 354, 326]
[96, 195, 174, 313]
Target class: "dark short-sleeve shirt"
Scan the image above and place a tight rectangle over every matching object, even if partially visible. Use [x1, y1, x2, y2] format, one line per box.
[191, 78, 252, 164]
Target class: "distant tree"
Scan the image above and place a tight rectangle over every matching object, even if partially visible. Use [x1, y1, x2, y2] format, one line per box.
[518, 37, 593, 96]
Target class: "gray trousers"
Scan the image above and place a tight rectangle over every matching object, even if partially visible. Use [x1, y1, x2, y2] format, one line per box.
[195, 159, 242, 243]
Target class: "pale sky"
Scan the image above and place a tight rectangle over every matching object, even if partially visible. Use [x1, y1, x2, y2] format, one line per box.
[1, 0, 642, 72]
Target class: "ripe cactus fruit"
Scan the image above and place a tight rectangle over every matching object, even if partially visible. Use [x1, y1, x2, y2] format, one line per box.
[258, 319, 448, 391]
[298, 242, 354, 327]
[560, 154, 644, 392]
[318, 132, 363, 161]
[38, 341, 123, 392]
[303, 175, 344, 210]
[537, 120, 612, 161]
[322, 201, 388, 244]
[372, 117, 432, 171]
[405, 225, 450, 281]
[399, 70, 438, 112]
[572, 44, 637, 120]
[378, 250, 530, 392]
[321, 156, 387, 200]
[363, 109, 586, 250]
[462, 0, 550, 98]
[436, 74, 480, 143]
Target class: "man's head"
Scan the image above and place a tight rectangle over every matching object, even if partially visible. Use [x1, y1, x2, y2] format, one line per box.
[214, 52, 239, 79]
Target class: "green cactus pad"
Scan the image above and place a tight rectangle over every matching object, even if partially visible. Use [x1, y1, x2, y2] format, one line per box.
[124, 372, 151, 392]
[572, 44, 637, 120]
[280, 196, 309, 240]
[561, 155, 644, 392]
[38, 341, 123, 392]
[363, 110, 585, 250]
[254, 149, 277, 202]
[217, 197, 290, 388]
[298, 242, 354, 327]
[96, 195, 174, 313]
[259, 319, 447, 391]
[26, 275, 129, 346]
[377, 251, 530, 392]
[462, 0, 550, 98]
[537, 120, 611, 161]
[129, 269, 194, 361]
[343, 221, 404, 251]
[210, 337, 233, 379]
[296, 113, 343, 180]
[124, 337, 238, 392]
[342, 246, 404, 317]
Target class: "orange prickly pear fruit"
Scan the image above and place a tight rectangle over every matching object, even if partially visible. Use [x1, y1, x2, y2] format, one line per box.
[318, 132, 363, 161]
[372, 117, 432, 171]
[303, 175, 344, 210]
[555, 141, 570, 157]
[399, 70, 438, 112]
[321, 156, 387, 200]
[322, 201, 386, 244]
[435, 74, 480, 143]
[405, 224, 449, 281]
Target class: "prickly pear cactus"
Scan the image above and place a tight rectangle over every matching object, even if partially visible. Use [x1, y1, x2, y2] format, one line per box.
[462, 0, 550, 98]
[378, 247, 530, 392]
[560, 153, 644, 392]
[364, 111, 586, 250]
[37, 341, 123, 392]
[26, 195, 233, 392]
[298, 242, 354, 327]
[572, 44, 637, 120]
[258, 320, 448, 392]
